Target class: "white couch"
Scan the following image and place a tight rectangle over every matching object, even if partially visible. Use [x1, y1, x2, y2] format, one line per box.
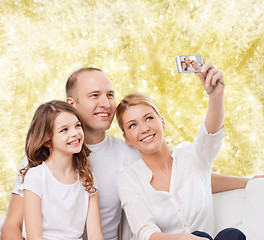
[121, 178, 264, 240]
[213, 178, 264, 240]
[1, 178, 263, 239]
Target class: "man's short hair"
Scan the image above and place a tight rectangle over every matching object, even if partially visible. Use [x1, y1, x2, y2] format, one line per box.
[66, 67, 102, 100]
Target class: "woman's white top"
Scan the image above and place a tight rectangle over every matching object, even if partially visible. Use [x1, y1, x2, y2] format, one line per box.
[117, 122, 224, 240]
[19, 162, 94, 240]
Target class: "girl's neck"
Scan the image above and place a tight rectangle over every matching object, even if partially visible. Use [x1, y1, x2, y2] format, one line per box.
[45, 152, 77, 185]
[45, 151, 75, 176]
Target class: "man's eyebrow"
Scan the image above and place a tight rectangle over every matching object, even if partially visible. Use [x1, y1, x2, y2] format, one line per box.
[87, 90, 115, 94]
[88, 90, 100, 94]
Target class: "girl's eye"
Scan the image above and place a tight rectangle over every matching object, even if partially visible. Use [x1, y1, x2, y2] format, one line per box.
[146, 116, 153, 121]
[129, 123, 136, 129]
[60, 128, 68, 133]
[76, 123, 81, 128]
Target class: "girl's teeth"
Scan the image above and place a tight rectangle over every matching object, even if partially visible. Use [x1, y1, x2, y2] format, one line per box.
[98, 113, 108, 117]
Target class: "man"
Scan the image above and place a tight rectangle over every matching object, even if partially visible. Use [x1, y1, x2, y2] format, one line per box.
[1, 67, 251, 240]
[66, 68, 141, 240]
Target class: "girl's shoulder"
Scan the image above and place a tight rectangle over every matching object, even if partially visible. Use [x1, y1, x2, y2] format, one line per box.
[25, 163, 46, 179]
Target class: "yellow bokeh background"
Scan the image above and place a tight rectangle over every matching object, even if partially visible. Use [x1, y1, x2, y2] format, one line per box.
[0, 0, 264, 216]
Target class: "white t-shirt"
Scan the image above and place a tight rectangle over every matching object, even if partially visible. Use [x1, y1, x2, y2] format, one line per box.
[117, 122, 225, 240]
[87, 135, 140, 240]
[13, 135, 141, 240]
[18, 162, 92, 240]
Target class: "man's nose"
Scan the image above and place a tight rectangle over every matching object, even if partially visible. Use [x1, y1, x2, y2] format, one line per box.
[99, 95, 110, 108]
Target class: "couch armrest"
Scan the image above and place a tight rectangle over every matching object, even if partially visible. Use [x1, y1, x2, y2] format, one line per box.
[240, 178, 264, 240]
[213, 188, 246, 235]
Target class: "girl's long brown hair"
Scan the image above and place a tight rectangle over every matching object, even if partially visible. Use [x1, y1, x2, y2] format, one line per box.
[20, 100, 96, 193]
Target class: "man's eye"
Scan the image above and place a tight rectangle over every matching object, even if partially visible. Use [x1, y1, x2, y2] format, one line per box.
[107, 93, 114, 98]
[90, 94, 98, 98]
[129, 124, 136, 129]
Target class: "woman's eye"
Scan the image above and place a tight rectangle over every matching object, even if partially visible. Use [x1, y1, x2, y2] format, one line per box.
[129, 123, 136, 129]
[146, 116, 153, 121]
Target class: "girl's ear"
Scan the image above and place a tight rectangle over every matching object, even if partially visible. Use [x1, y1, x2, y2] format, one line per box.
[123, 133, 132, 146]
[161, 117, 166, 130]
[44, 140, 51, 148]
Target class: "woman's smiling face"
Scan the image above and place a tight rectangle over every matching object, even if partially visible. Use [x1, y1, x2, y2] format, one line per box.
[122, 104, 165, 155]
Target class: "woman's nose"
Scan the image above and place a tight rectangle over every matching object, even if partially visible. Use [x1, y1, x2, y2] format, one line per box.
[140, 123, 149, 133]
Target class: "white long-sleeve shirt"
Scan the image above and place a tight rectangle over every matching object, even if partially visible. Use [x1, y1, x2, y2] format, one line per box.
[117, 122, 224, 240]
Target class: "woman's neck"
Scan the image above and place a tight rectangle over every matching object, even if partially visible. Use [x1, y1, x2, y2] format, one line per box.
[141, 141, 172, 172]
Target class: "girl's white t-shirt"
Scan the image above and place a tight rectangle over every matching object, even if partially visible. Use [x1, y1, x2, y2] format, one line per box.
[19, 162, 93, 240]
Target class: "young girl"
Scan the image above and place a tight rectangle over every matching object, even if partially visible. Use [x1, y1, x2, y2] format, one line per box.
[19, 100, 104, 240]
[116, 63, 245, 240]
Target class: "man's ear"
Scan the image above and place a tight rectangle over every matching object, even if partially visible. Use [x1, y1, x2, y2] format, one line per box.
[161, 117, 166, 130]
[123, 133, 132, 146]
[66, 97, 75, 106]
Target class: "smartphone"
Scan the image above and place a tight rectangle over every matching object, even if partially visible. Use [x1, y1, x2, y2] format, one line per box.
[175, 54, 204, 74]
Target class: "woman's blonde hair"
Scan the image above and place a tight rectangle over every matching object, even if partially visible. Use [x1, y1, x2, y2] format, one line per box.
[116, 93, 161, 131]
[20, 100, 96, 193]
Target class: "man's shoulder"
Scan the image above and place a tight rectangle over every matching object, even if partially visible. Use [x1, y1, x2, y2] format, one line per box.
[107, 135, 136, 151]
[107, 134, 125, 143]
[106, 134, 141, 164]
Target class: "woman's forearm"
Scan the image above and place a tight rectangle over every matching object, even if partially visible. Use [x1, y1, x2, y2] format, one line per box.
[205, 92, 225, 134]
[150, 232, 206, 240]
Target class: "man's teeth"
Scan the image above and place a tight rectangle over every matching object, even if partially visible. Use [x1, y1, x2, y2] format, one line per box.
[142, 135, 154, 142]
[97, 113, 108, 117]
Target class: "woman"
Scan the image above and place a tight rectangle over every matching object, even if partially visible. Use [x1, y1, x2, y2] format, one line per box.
[116, 62, 245, 240]
[191, 60, 199, 70]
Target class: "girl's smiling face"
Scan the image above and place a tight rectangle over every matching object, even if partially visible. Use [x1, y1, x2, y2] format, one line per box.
[50, 111, 84, 156]
[122, 104, 165, 155]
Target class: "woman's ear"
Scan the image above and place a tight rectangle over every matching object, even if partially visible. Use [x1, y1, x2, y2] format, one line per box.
[161, 117, 166, 130]
[123, 133, 132, 146]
